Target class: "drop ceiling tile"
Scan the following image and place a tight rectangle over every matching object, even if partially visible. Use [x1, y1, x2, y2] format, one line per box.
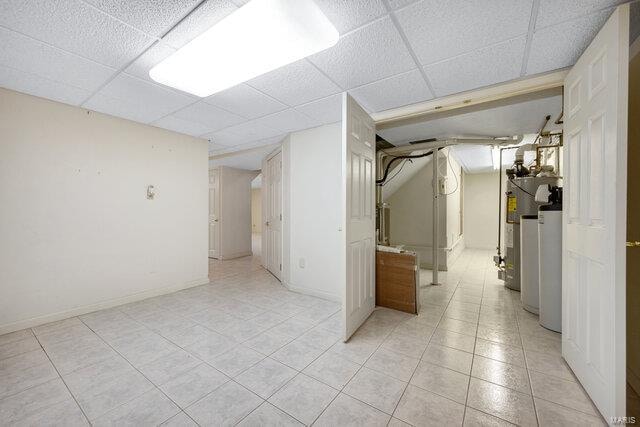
[295, 94, 343, 125]
[395, 0, 532, 64]
[204, 84, 287, 119]
[253, 109, 318, 134]
[426, 37, 526, 97]
[124, 43, 176, 83]
[309, 16, 415, 88]
[203, 121, 282, 146]
[86, 73, 196, 123]
[0, 0, 155, 68]
[536, 0, 625, 29]
[162, 0, 238, 48]
[0, 27, 115, 92]
[83, 0, 200, 37]
[349, 69, 432, 112]
[314, 0, 387, 34]
[152, 115, 212, 137]
[248, 59, 341, 106]
[0, 65, 91, 106]
[526, 9, 611, 75]
[173, 101, 246, 133]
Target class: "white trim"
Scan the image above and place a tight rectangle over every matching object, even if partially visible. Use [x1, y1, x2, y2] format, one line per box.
[283, 281, 341, 303]
[218, 251, 253, 260]
[0, 277, 210, 335]
[372, 69, 568, 127]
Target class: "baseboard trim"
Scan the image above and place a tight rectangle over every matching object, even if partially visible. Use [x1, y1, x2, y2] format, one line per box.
[0, 276, 210, 335]
[218, 251, 252, 260]
[283, 282, 341, 303]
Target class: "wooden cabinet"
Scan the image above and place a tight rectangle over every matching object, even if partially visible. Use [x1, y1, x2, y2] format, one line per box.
[375, 250, 419, 314]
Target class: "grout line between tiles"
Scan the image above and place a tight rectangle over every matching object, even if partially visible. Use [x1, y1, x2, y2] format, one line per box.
[520, 0, 541, 77]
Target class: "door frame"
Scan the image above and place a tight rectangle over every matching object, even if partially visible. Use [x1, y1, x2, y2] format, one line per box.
[262, 147, 283, 281]
[208, 168, 220, 259]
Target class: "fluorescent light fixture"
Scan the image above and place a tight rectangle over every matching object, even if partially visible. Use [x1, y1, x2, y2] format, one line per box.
[491, 146, 500, 170]
[149, 0, 339, 97]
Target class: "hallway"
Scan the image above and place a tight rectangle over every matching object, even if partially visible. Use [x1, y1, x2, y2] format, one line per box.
[1, 250, 602, 425]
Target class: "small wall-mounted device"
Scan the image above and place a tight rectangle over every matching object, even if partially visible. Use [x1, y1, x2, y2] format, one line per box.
[146, 185, 155, 200]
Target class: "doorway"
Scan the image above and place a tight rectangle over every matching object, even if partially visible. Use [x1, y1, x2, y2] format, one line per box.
[263, 149, 283, 281]
[251, 173, 262, 261]
[208, 168, 220, 258]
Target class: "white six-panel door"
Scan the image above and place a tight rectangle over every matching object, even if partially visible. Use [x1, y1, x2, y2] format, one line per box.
[562, 4, 628, 421]
[264, 150, 283, 280]
[342, 93, 376, 341]
[208, 169, 220, 258]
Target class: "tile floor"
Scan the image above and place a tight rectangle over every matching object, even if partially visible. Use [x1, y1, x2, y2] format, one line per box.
[0, 249, 605, 426]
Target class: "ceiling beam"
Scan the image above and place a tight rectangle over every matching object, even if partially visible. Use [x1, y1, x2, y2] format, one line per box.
[372, 68, 568, 129]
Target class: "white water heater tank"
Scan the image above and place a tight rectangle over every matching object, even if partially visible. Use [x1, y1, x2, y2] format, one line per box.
[538, 204, 562, 332]
[520, 216, 540, 314]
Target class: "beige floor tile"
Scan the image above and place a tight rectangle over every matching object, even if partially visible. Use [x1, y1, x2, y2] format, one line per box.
[410, 361, 469, 404]
[423, 343, 473, 375]
[343, 367, 406, 414]
[237, 402, 302, 426]
[463, 407, 515, 426]
[471, 355, 531, 395]
[474, 338, 525, 367]
[314, 393, 390, 426]
[431, 328, 476, 353]
[271, 340, 325, 371]
[529, 370, 599, 416]
[534, 398, 606, 426]
[209, 345, 265, 377]
[364, 348, 419, 382]
[466, 378, 537, 427]
[92, 389, 179, 427]
[268, 374, 338, 425]
[525, 349, 575, 381]
[394, 384, 464, 426]
[160, 364, 229, 408]
[186, 381, 263, 426]
[303, 352, 360, 389]
[236, 358, 297, 399]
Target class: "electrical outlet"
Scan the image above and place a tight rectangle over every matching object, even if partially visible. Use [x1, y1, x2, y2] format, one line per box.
[438, 177, 447, 194]
[299, 258, 305, 268]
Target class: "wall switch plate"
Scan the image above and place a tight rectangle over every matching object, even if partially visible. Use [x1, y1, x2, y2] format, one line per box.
[299, 258, 305, 268]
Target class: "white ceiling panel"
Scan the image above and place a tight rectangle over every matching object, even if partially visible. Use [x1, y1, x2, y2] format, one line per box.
[204, 84, 287, 119]
[152, 115, 212, 137]
[526, 9, 611, 76]
[253, 108, 320, 134]
[294, 94, 342, 125]
[0, 65, 91, 106]
[247, 59, 341, 106]
[395, 0, 532, 65]
[379, 94, 562, 145]
[314, 0, 387, 34]
[205, 120, 283, 146]
[161, 0, 238, 49]
[85, 74, 195, 123]
[425, 37, 526, 97]
[0, 27, 115, 92]
[173, 101, 245, 133]
[83, 0, 199, 37]
[348, 69, 432, 112]
[0, 0, 155, 68]
[536, 0, 625, 29]
[387, 0, 419, 10]
[309, 16, 415, 89]
[209, 141, 282, 170]
[124, 42, 176, 83]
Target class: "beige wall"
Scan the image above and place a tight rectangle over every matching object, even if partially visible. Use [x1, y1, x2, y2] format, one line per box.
[463, 172, 500, 250]
[251, 188, 262, 233]
[0, 88, 209, 334]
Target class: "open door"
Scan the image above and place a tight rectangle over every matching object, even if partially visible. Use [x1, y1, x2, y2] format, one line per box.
[342, 93, 376, 341]
[563, 4, 629, 421]
[209, 169, 220, 258]
[264, 150, 283, 280]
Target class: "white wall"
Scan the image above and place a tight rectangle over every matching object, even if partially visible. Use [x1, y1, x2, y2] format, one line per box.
[463, 171, 500, 249]
[282, 123, 342, 301]
[251, 188, 262, 233]
[217, 166, 254, 259]
[0, 88, 209, 334]
[444, 152, 465, 265]
[385, 153, 448, 269]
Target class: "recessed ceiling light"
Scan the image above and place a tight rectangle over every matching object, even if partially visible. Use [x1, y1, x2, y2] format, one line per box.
[149, 0, 339, 97]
